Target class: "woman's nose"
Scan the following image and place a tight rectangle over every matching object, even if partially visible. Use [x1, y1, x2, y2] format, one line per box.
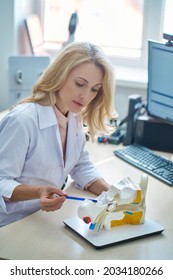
[80, 89, 91, 101]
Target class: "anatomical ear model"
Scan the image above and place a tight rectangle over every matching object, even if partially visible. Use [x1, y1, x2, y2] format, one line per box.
[78, 173, 148, 232]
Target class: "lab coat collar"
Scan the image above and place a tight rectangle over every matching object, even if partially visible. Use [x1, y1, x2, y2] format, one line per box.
[36, 103, 57, 129]
[36, 103, 81, 169]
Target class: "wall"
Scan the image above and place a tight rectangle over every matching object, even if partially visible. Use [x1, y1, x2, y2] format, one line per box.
[114, 65, 147, 121]
[0, 0, 147, 119]
[0, 0, 42, 111]
[115, 85, 146, 122]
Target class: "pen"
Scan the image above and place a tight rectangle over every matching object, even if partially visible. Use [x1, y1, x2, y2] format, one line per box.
[66, 195, 97, 203]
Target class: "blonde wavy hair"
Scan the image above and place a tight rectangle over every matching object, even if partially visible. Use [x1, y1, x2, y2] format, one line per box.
[20, 41, 117, 139]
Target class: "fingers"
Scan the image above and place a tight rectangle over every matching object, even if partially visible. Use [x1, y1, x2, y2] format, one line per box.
[39, 185, 68, 212]
[40, 195, 66, 212]
[46, 186, 67, 197]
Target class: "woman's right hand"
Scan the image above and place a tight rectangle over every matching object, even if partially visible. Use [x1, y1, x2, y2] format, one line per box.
[40, 186, 67, 212]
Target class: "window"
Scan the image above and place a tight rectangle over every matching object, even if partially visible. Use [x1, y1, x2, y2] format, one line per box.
[163, 0, 173, 37]
[43, 0, 165, 69]
[73, 0, 144, 58]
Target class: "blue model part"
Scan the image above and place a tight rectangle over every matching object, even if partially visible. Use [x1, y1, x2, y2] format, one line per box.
[125, 211, 133, 215]
[89, 223, 96, 230]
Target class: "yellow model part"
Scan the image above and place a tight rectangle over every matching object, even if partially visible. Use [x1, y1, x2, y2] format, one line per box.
[111, 210, 143, 227]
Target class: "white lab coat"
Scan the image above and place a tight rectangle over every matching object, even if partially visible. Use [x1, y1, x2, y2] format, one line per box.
[0, 103, 101, 226]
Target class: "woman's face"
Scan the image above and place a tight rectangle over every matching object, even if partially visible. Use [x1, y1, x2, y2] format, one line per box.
[56, 62, 103, 115]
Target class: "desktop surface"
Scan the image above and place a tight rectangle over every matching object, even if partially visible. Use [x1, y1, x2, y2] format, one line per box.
[0, 142, 173, 260]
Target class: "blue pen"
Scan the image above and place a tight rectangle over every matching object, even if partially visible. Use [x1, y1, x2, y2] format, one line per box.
[66, 195, 97, 203]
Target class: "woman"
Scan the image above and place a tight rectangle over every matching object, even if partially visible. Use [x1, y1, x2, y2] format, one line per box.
[0, 42, 117, 226]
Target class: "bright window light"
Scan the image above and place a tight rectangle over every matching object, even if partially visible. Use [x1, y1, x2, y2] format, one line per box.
[43, 0, 165, 67]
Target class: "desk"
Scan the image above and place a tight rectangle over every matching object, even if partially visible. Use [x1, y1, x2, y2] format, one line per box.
[0, 142, 173, 260]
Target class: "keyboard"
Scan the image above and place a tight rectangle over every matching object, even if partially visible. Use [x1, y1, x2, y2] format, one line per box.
[114, 144, 173, 186]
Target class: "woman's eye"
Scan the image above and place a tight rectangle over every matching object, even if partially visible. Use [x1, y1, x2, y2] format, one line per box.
[92, 88, 100, 93]
[92, 89, 98, 93]
[76, 82, 84, 87]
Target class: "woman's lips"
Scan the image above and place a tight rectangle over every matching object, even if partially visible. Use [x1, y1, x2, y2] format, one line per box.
[73, 100, 84, 107]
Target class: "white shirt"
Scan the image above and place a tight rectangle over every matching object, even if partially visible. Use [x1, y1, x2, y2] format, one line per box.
[53, 105, 68, 160]
[0, 103, 101, 226]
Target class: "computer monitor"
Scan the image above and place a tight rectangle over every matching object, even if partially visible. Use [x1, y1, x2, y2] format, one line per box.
[147, 40, 173, 125]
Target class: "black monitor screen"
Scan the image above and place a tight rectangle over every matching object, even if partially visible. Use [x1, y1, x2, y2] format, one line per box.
[147, 40, 173, 124]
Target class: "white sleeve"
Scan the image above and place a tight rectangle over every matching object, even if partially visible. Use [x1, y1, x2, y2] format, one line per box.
[0, 114, 30, 200]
